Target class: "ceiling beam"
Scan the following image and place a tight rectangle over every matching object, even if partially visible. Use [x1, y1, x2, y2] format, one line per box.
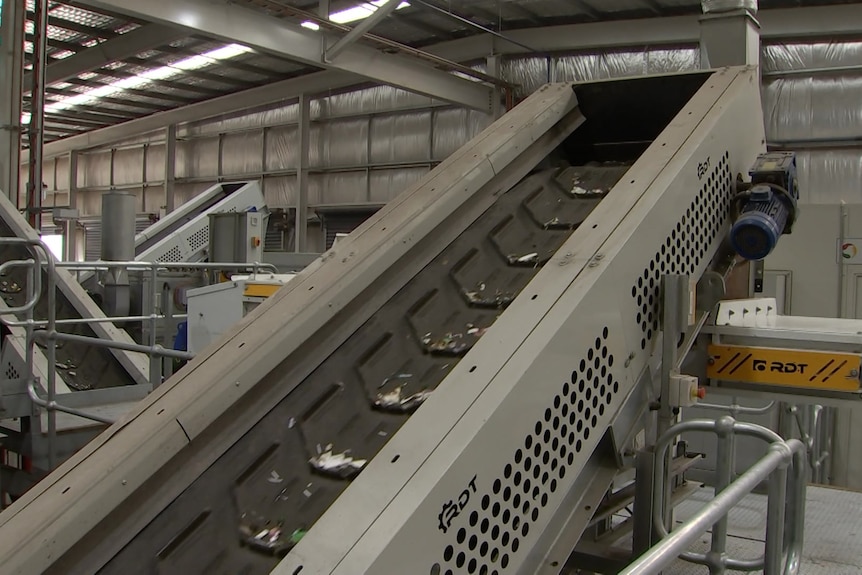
[566, 0, 602, 20]
[22, 24, 187, 94]
[325, 0, 401, 61]
[76, 0, 494, 112]
[27, 71, 360, 161]
[427, 3, 862, 61]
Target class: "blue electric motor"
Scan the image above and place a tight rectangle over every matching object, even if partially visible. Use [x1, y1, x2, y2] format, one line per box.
[729, 152, 799, 261]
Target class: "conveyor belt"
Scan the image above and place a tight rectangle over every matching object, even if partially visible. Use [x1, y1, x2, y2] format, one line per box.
[96, 163, 629, 575]
[0, 219, 136, 392]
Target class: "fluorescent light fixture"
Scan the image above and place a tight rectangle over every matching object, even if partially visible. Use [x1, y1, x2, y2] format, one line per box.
[302, 0, 409, 29]
[50, 49, 75, 60]
[21, 43, 254, 124]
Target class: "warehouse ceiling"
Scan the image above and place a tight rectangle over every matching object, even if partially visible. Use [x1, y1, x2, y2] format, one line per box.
[18, 0, 861, 145]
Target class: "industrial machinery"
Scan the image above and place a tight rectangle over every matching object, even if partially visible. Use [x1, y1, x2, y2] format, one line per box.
[128, 181, 266, 266]
[729, 152, 799, 261]
[186, 273, 294, 353]
[0, 191, 150, 492]
[0, 182, 267, 499]
[0, 67, 833, 574]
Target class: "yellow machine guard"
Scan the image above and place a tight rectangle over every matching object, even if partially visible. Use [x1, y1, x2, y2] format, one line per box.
[707, 343, 861, 392]
[243, 283, 282, 298]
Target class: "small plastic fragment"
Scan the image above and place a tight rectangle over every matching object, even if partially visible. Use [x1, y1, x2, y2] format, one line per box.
[508, 252, 538, 265]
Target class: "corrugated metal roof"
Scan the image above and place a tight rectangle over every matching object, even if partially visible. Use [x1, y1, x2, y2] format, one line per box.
[21, 0, 862, 145]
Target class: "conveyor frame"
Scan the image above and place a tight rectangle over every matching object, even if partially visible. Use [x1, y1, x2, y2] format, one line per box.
[0, 67, 766, 575]
[278, 66, 765, 575]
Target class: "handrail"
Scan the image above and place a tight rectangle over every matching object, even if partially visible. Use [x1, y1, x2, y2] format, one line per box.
[629, 416, 807, 575]
[621, 437, 805, 575]
[52, 259, 279, 274]
[27, 380, 114, 425]
[7, 313, 187, 327]
[696, 400, 776, 417]
[0, 259, 39, 314]
[0, 239, 124, 468]
[32, 330, 193, 360]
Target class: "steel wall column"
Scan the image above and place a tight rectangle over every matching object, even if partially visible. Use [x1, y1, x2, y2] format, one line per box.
[0, 0, 23, 204]
[486, 54, 503, 120]
[164, 124, 176, 213]
[65, 150, 78, 261]
[26, 0, 49, 230]
[295, 94, 310, 252]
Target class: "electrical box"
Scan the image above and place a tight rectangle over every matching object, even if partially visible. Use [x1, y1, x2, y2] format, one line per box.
[670, 373, 704, 408]
[186, 274, 294, 354]
[208, 211, 265, 264]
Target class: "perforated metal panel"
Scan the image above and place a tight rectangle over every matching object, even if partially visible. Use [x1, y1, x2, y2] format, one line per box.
[186, 228, 209, 253]
[438, 328, 618, 575]
[632, 151, 732, 350]
[157, 246, 183, 263]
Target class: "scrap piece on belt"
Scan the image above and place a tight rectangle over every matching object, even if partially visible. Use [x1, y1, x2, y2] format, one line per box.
[462, 283, 514, 308]
[375, 385, 431, 413]
[239, 518, 306, 557]
[309, 445, 367, 479]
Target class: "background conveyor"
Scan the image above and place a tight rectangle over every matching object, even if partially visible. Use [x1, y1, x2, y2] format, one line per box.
[0, 68, 766, 575]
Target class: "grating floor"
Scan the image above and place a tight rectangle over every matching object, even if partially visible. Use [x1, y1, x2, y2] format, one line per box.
[660, 485, 862, 574]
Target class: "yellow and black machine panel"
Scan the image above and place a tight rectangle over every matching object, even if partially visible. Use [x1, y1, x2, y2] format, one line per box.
[707, 343, 862, 392]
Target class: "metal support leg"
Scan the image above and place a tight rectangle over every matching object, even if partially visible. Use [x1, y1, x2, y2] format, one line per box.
[0, 0, 23, 203]
[295, 93, 310, 252]
[764, 463, 787, 575]
[632, 449, 657, 558]
[659, 274, 689, 531]
[659, 275, 689, 437]
[149, 263, 161, 387]
[709, 417, 736, 574]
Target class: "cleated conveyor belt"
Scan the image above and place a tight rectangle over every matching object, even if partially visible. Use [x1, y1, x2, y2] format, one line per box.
[99, 163, 629, 574]
[0, 70, 768, 575]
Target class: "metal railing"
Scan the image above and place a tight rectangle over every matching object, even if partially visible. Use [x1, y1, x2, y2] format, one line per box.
[56, 259, 277, 388]
[622, 416, 807, 575]
[0, 239, 280, 471]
